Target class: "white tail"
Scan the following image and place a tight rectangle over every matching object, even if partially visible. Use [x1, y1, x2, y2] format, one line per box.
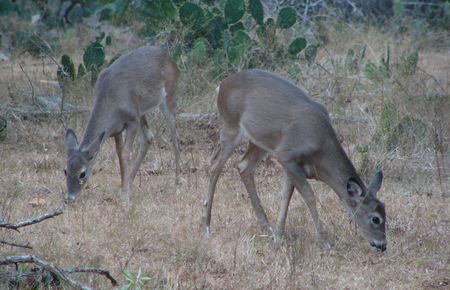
[64, 46, 180, 203]
[201, 69, 386, 251]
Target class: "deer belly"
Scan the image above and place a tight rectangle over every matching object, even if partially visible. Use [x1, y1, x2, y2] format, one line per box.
[239, 123, 279, 154]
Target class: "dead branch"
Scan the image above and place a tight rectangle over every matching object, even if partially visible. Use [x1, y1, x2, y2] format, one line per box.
[65, 267, 118, 286]
[0, 206, 64, 231]
[0, 240, 32, 249]
[18, 62, 35, 105]
[0, 255, 91, 290]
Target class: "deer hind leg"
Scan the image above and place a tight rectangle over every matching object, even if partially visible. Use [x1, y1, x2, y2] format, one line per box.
[238, 142, 273, 235]
[160, 100, 181, 185]
[128, 116, 153, 185]
[280, 160, 330, 249]
[274, 170, 295, 241]
[201, 123, 241, 234]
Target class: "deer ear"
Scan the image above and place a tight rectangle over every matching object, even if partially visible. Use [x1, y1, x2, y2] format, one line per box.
[83, 131, 106, 160]
[368, 171, 383, 197]
[64, 129, 78, 152]
[347, 177, 364, 198]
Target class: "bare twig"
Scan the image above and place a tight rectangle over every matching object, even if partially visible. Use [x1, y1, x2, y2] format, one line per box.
[0, 255, 91, 290]
[18, 63, 35, 105]
[0, 206, 64, 231]
[65, 267, 118, 286]
[0, 240, 32, 249]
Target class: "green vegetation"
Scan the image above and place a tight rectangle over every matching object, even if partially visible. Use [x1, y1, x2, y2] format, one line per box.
[58, 32, 113, 87]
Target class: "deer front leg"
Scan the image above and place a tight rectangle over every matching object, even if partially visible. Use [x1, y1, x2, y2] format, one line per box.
[120, 122, 138, 198]
[114, 134, 126, 186]
[281, 160, 330, 249]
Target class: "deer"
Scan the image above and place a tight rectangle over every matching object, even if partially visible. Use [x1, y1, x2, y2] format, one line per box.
[201, 69, 387, 251]
[63, 46, 180, 204]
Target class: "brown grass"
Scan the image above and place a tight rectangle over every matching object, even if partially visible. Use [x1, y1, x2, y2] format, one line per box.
[0, 22, 449, 289]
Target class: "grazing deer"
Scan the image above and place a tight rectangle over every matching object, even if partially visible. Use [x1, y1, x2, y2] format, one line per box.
[201, 69, 387, 251]
[64, 46, 180, 204]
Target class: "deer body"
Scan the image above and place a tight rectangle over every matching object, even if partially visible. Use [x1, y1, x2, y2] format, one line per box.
[64, 46, 180, 203]
[201, 69, 387, 251]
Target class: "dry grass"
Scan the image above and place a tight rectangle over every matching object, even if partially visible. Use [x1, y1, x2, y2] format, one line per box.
[0, 22, 449, 289]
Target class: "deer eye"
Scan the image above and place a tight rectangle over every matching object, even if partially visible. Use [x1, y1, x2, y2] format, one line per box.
[79, 171, 86, 179]
[372, 216, 381, 225]
[64, 169, 67, 176]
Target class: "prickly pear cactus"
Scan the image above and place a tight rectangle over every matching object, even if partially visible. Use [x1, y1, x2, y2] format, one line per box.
[191, 37, 209, 65]
[229, 22, 244, 32]
[105, 35, 112, 46]
[288, 37, 307, 56]
[224, 0, 245, 24]
[78, 63, 86, 78]
[179, 3, 204, 30]
[83, 41, 105, 72]
[277, 7, 297, 29]
[248, 0, 264, 25]
[59, 54, 76, 81]
[204, 16, 227, 48]
[228, 30, 252, 66]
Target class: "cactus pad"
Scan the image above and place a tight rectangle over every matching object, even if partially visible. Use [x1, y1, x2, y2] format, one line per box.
[78, 63, 86, 77]
[288, 37, 307, 55]
[179, 3, 204, 30]
[83, 41, 105, 71]
[225, 0, 245, 24]
[204, 16, 227, 48]
[249, 0, 264, 25]
[60, 54, 76, 80]
[277, 7, 297, 29]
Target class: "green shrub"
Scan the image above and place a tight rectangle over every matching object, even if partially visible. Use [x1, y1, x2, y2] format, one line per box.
[399, 50, 419, 76]
[386, 116, 427, 152]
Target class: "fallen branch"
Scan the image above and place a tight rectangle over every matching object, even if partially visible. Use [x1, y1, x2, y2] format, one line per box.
[0, 240, 32, 249]
[0, 255, 91, 290]
[0, 206, 64, 231]
[65, 267, 118, 286]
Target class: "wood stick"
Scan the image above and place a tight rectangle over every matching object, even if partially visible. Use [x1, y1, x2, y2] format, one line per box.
[65, 267, 118, 286]
[0, 255, 91, 290]
[0, 240, 32, 249]
[0, 206, 64, 231]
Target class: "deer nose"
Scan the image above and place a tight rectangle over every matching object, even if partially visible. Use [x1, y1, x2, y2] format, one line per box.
[64, 196, 75, 204]
[371, 241, 387, 252]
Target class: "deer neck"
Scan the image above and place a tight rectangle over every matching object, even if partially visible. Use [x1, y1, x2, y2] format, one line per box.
[318, 142, 364, 208]
[79, 100, 113, 150]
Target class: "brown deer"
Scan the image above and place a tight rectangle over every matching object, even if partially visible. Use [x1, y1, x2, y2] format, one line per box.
[201, 69, 387, 251]
[64, 46, 180, 204]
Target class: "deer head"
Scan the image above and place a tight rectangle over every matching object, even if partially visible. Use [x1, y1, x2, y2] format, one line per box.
[64, 129, 105, 204]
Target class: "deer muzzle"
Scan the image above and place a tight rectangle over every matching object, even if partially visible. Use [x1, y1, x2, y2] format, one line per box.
[371, 241, 387, 252]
